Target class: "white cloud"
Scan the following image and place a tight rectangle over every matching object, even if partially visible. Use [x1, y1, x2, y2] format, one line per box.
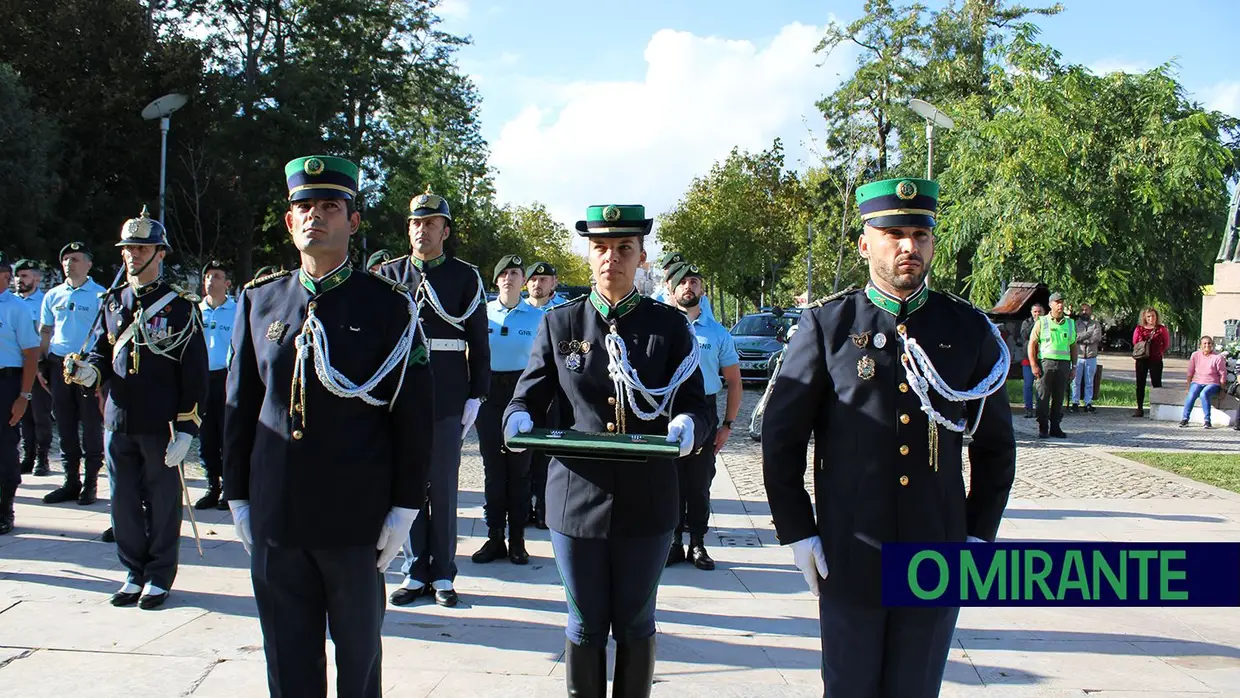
[488, 22, 853, 255]
[438, 0, 469, 22]
[1087, 58, 1153, 75]
[1198, 80, 1240, 118]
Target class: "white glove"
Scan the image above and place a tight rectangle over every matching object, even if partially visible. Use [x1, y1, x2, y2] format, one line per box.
[966, 535, 986, 543]
[503, 411, 534, 452]
[666, 414, 695, 457]
[228, 500, 253, 554]
[461, 398, 483, 439]
[64, 356, 99, 388]
[789, 536, 829, 596]
[165, 432, 194, 467]
[376, 507, 420, 571]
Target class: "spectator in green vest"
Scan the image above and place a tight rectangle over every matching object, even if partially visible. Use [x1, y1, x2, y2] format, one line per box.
[1028, 292, 1078, 438]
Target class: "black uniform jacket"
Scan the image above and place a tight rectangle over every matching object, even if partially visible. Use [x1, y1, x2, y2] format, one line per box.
[223, 267, 434, 549]
[505, 290, 711, 539]
[762, 286, 1016, 606]
[87, 279, 208, 437]
[378, 254, 489, 418]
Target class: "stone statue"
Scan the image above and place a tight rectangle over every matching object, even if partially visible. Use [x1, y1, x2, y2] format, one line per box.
[1218, 185, 1240, 262]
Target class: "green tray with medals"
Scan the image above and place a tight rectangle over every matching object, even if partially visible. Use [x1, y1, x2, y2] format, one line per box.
[508, 428, 681, 462]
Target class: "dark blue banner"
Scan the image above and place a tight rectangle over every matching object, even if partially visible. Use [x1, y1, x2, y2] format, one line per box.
[880, 542, 1240, 607]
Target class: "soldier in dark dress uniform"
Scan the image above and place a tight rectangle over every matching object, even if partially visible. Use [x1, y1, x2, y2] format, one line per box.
[224, 155, 434, 698]
[64, 207, 210, 610]
[379, 188, 489, 608]
[505, 204, 710, 698]
[762, 178, 1016, 698]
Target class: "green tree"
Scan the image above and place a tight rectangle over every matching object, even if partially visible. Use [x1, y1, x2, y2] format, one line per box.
[0, 64, 58, 259]
[659, 141, 805, 309]
[934, 36, 1239, 328]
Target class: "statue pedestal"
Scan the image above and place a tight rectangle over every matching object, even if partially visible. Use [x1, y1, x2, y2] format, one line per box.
[1202, 262, 1240, 341]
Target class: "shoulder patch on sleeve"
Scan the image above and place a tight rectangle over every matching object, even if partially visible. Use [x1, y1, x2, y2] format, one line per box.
[244, 270, 292, 290]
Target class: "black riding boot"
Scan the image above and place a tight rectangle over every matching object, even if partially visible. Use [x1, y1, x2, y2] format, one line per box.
[612, 636, 657, 698]
[564, 639, 606, 698]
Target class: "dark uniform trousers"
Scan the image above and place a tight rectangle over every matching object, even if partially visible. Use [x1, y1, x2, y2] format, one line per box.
[528, 396, 560, 524]
[676, 392, 719, 539]
[199, 370, 228, 482]
[105, 431, 181, 589]
[819, 595, 959, 698]
[19, 364, 51, 467]
[1035, 359, 1071, 428]
[402, 414, 462, 584]
[1, 370, 22, 490]
[550, 529, 674, 647]
[475, 370, 531, 533]
[252, 542, 385, 698]
[48, 353, 105, 476]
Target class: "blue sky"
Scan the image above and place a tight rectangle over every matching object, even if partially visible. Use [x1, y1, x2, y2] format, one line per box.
[436, 0, 1239, 252]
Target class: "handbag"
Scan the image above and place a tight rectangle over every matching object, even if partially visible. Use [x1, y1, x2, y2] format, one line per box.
[1132, 338, 1150, 359]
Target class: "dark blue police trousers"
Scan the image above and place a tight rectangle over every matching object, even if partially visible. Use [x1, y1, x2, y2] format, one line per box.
[818, 593, 959, 698]
[550, 530, 674, 648]
[105, 431, 181, 590]
[251, 542, 385, 698]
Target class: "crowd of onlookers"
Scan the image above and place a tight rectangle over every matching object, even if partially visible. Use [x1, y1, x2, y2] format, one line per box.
[1016, 298, 1240, 434]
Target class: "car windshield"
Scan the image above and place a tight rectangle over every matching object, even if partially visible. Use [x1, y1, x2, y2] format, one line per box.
[732, 314, 797, 337]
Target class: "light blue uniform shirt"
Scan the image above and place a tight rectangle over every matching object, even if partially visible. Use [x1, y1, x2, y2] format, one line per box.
[41, 277, 106, 357]
[691, 312, 739, 396]
[0, 290, 41, 368]
[18, 290, 44, 327]
[200, 296, 238, 371]
[487, 298, 542, 372]
[528, 292, 567, 311]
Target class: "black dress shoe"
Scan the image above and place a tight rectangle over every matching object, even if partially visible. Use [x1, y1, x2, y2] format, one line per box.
[1049, 427, 1067, 438]
[217, 497, 229, 511]
[689, 542, 716, 571]
[389, 585, 430, 606]
[434, 588, 459, 607]
[508, 539, 529, 565]
[138, 592, 168, 610]
[111, 591, 141, 607]
[666, 541, 685, 567]
[101, 527, 115, 543]
[194, 487, 221, 510]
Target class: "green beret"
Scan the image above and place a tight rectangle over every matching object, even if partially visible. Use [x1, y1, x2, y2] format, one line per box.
[658, 251, 685, 270]
[202, 259, 228, 279]
[60, 242, 90, 260]
[492, 254, 525, 283]
[367, 250, 393, 268]
[855, 178, 939, 228]
[575, 204, 653, 237]
[526, 261, 556, 278]
[666, 261, 702, 288]
[285, 155, 359, 201]
[14, 259, 40, 273]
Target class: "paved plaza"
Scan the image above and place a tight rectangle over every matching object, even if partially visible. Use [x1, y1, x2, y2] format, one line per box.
[2, 384, 1239, 697]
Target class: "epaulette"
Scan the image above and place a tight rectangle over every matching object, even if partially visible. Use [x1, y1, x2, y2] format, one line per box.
[548, 296, 586, 311]
[171, 284, 202, 304]
[379, 255, 407, 267]
[244, 269, 291, 290]
[367, 270, 410, 294]
[805, 286, 858, 308]
[944, 290, 980, 311]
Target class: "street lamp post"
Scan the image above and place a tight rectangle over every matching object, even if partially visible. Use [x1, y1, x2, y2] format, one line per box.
[141, 93, 189, 226]
[908, 98, 955, 180]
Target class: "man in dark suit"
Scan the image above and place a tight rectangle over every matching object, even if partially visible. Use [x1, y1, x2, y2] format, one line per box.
[505, 204, 710, 697]
[224, 155, 434, 698]
[762, 177, 1015, 698]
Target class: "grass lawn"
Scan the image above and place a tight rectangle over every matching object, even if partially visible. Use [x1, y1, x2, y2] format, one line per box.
[1005, 378, 1137, 408]
[1113, 451, 1240, 494]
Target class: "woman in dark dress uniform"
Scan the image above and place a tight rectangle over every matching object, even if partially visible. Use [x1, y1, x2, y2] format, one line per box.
[504, 204, 709, 698]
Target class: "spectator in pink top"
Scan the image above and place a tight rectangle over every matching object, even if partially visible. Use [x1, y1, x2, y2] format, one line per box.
[1180, 336, 1227, 428]
[1131, 307, 1170, 417]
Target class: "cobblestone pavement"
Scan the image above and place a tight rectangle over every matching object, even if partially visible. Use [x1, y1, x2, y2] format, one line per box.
[720, 384, 1234, 502]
